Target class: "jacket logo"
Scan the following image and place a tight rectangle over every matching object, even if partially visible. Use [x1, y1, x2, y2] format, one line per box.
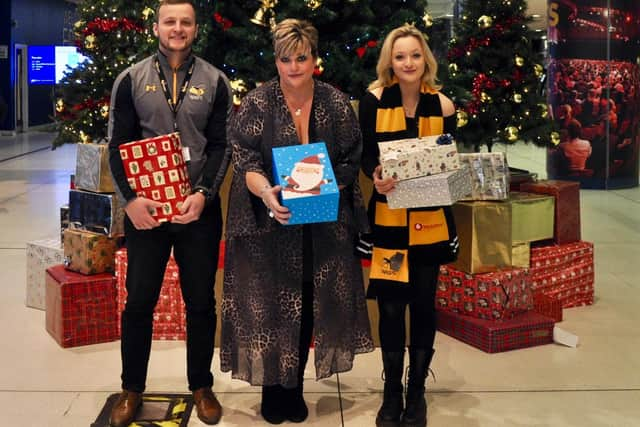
[145, 84, 157, 92]
[189, 86, 205, 99]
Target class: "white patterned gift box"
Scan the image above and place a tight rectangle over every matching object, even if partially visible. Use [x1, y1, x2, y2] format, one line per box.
[459, 152, 509, 200]
[378, 134, 460, 181]
[386, 166, 472, 209]
[26, 238, 64, 310]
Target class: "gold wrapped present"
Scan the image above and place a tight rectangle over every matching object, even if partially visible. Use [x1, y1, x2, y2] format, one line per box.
[509, 192, 555, 243]
[451, 201, 512, 273]
[511, 241, 531, 268]
[75, 143, 115, 193]
[378, 134, 460, 181]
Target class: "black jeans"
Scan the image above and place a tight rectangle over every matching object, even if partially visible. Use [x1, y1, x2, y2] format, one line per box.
[377, 264, 440, 351]
[120, 198, 222, 393]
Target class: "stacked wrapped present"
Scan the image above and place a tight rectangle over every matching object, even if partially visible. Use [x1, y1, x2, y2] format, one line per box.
[29, 134, 193, 348]
[434, 152, 593, 353]
[378, 134, 472, 209]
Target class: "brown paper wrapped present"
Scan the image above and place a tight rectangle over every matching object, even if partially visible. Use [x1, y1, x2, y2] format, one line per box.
[63, 228, 119, 275]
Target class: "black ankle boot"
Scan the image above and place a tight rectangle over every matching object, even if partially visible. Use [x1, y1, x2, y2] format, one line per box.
[284, 379, 308, 423]
[400, 348, 434, 427]
[376, 350, 405, 427]
[261, 385, 285, 424]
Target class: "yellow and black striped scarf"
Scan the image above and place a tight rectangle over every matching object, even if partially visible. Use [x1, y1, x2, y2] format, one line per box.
[369, 82, 458, 286]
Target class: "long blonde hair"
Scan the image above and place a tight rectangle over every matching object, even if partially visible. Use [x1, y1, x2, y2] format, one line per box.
[368, 24, 440, 91]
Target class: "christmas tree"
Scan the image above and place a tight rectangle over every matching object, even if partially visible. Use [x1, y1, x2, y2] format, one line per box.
[204, 0, 438, 101]
[54, 1, 440, 146]
[53, 0, 214, 148]
[443, 0, 554, 151]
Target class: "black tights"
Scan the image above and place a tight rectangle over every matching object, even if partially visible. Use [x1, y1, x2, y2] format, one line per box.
[377, 265, 439, 352]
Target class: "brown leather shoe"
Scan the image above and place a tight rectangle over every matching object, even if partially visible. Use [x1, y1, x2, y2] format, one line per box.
[193, 387, 222, 425]
[109, 390, 142, 427]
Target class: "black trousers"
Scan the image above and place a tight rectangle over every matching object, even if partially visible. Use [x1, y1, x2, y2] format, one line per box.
[377, 264, 440, 352]
[120, 198, 222, 393]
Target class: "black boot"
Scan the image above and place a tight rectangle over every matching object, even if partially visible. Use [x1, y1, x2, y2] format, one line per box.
[400, 348, 434, 427]
[376, 350, 405, 427]
[261, 385, 285, 424]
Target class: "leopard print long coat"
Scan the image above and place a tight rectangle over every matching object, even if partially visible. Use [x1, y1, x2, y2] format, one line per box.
[220, 78, 374, 387]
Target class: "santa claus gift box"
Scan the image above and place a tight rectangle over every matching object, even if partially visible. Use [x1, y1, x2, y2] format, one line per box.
[436, 264, 533, 321]
[115, 249, 186, 340]
[272, 142, 339, 225]
[26, 238, 64, 310]
[45, 265, 118, 348]
[385, 166, 472, 209]
[459, 152, 509, 201]
[118, 132, 192, 223]
[68, 189, 124, 237]
[75, 142, 115, 193]
[378, 134, 460, 181]
[436, 310, 554, 353]
[520, 180, 581, 244]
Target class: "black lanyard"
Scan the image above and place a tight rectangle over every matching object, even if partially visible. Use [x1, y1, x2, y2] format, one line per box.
[154, 55, 196, 132]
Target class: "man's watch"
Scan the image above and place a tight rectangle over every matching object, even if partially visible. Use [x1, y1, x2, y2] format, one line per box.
[192, 186, 211, 200]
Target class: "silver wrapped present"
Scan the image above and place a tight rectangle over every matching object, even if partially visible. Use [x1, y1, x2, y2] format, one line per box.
[26, 238, 64, 310]
[459, 152, 509, 200]
[386, 166, 472, 209]
[378, 134, 460, 181]
[75, 143, 115, 193]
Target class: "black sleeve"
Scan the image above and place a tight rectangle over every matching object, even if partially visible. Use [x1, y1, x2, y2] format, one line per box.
[359, 91, 380, 179]
[198, 75, 231, 195]
[443, 114, 456, 136]
[108, 73, 141, 203]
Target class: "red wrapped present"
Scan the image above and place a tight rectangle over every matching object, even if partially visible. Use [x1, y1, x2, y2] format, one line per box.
[532, 293, 563, 323]
[115, 248, 186, 340]
[520, 180, 580, 244]
[45, 265, 118, 348]
[530, 241, 594, 308]
[437, 265, 533, 321]
[437, 310, 554, 353]
[118, 132, 191, 223]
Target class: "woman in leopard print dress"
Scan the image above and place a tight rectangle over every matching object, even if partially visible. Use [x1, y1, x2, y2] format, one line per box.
[220, 19, 374, 424]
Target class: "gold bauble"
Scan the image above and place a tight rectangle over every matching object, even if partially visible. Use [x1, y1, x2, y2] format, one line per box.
[534, 63, 544, 78]
[100, 105, 109, 119]
[306, 0, 322, 10]
[478, 15, 493, 29]
[142, 7, 155, 20]
[538, 103, 549, 118]
[448, 63, 459, 73]
[513, 93, 523, 103]
[423, 13, 433, 28]
[456, 110, 469, 128]
[315, 57, 324, 74]
[79, 130, 92, 144]
[480, 92, 492, 103]
[55, 99, 65, 113]
[230, 78, 248, 106]
[505, 126, 519, 142]
[550, 131, 561, 146]
[85, 34, 96, 50]
[515, 55, 525, 67]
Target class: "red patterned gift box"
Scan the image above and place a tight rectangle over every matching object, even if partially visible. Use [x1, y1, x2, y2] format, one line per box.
[436, 265, 533, 321]
[45, 265, 118, 348]
[520, 180, 581, 244]
[115, 248, 186, 340]
[532, 293, 563, 323]
[530, 241, 594, 308]
[119, 132, 191, 223]
[436, 310, 554, 353]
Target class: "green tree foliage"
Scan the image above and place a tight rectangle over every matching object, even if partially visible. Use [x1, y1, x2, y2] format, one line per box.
[442, 0, 553, 150]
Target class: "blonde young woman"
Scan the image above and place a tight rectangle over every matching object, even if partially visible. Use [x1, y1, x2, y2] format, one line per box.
[221, 19, 373, 424]
[359, 25, 459, 427]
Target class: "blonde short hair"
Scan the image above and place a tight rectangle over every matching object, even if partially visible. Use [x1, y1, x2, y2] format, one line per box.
[272, 19, 318, 59]
[369, 24, 440, 91]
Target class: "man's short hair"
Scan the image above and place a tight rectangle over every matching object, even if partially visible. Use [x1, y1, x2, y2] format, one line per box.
[155, 0, 197, 22]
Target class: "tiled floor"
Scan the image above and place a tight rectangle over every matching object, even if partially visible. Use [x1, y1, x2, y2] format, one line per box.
[1, 133, 639, 426]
